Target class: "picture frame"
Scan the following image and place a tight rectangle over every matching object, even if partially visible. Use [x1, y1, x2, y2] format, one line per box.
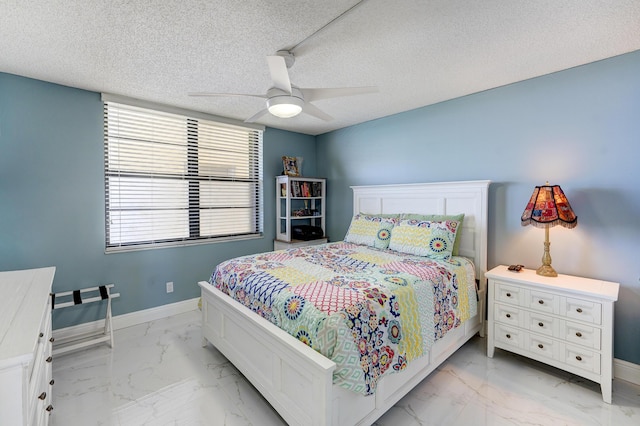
[282, 156, 299, 176]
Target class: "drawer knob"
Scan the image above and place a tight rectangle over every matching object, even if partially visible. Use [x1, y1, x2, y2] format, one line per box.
[576, 332, 583, 338]
[506, 313, 511, 318]
[50, 379, 55, 386]
[506, 292, 512, 297]
[538, 343, 544, 349]
[39, 332, 44, 338]
[49, 337, 55, 343]
[46, 404, 54, 412]
[506, 334, 511, 339]
[39, 392, 47, 400]
[538, 322, 544, 327]
[576, 308, 583, 313]
[46, 356, 53, 363]
[576, 355, 583, 361]
[538, 300, 544, 305]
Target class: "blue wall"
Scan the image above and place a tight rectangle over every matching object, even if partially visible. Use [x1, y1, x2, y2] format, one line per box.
[0, 72, 315, 328]
[317, 50, 640, 364]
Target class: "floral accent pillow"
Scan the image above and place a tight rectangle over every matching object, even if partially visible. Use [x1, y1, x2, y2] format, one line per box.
[400, 213, 465, 256]
[344, 215, 397, 249]
[388, 219, 459, 260]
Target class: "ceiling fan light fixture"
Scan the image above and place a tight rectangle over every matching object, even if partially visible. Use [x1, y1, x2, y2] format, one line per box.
[267, 96, 304, 118]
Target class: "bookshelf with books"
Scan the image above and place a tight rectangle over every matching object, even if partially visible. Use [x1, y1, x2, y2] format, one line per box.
[275, 175, 327, 249]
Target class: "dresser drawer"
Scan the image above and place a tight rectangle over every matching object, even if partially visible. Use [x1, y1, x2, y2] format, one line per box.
[525, 333, 556, 361]
[493, 303, 520, 327]
[494, 323, 522, 349]
[28, 308, 53, 423]
[564, 344, 600, 374]
[563, 298, 602, 325]
[524, 311, 556, 337]
[526, 289, 557, 314]
[563, 321, 601, 350]
[494, 282, 522, 306]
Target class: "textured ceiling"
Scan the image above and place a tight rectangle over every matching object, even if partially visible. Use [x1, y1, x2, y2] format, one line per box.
[1, 0, 640, 135]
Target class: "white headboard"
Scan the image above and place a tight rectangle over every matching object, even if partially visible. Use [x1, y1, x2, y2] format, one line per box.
[351, 180, 490, 282]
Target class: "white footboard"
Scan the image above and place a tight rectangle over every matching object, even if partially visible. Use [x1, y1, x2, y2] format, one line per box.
[200, 281, 483, 426]
[199, 281, 336, 426]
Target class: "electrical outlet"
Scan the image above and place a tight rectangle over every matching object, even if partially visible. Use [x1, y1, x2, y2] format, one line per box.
[166, 281, 174, 293]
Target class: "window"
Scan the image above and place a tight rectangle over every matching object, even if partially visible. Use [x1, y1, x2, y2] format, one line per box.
[103, 98, 263, 252]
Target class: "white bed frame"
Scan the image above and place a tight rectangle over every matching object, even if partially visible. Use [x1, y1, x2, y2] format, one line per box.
[199, 180, 490, 425]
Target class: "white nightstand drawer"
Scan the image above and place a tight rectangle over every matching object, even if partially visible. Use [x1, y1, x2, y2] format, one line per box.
[526, 289, 556, 314]
[563, 298, 601, 325]
[493, 303, 520, 326]
[525, 311, 556, 337]
[564, 344, 600, 374]
[494, 282, 522, 306]
[525, 333, 556, 360]
[494, 323, 522, 349]
[563, 321, 601, 349]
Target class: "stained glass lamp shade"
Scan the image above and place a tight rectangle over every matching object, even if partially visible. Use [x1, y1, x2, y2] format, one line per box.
[521, 183, 578, 277]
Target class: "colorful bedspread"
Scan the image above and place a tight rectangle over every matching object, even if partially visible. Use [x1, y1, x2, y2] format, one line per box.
[210, 242, 477, 395]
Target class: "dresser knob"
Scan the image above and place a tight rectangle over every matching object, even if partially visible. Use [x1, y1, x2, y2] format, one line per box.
[576, 332, 583, 338]
[538, 300, 544, 305]
[46, 356, 53, 363]
[576, 355, 583, 361]
[38, 392, 47, 400]
[50, 379, 55, 386]
[538, 344, 544, 349]
[538, 322, 544, 327]
[506, 293, 511, 297]
[46, 405, 54, 412]
[576, 308, 583, 313]
[49, 337, 55, 343]
[506, 334, 511, 339]
[506, 313, 511, 318]
[39, 332, 44, 338]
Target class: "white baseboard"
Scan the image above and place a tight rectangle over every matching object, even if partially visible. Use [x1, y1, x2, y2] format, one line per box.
[53, 297, 200, 342]
[614, 358, 640, 386]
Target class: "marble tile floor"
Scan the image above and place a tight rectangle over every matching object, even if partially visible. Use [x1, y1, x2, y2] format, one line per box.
[50, 309, 639, 426]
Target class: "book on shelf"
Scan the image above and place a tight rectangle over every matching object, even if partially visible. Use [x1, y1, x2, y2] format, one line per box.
[291, 181, 301, 197]
[311, 182, 321, 197]
[301, 182, 310, 197]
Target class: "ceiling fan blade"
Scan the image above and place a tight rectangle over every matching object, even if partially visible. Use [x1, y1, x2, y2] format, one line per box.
[300, 86, 378, 102]
[188, 92, 267, 99]
[245, 108, 270, 123]
[266, 55, 292, 94]
[303, 103, 333, 121]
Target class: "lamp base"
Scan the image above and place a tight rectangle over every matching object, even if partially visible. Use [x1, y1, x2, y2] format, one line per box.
[536, 264, 558, 277]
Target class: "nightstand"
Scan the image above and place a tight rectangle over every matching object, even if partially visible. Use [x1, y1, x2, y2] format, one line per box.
[486, 265, 619, 403]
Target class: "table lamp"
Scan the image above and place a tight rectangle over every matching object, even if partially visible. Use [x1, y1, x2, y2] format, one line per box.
[521, 182, 577, 277]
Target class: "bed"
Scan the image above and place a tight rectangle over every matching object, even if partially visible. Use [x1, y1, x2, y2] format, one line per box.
[199, 180, 490, 425]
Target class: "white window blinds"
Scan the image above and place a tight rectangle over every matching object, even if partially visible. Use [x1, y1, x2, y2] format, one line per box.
[104, 100, 263, 252]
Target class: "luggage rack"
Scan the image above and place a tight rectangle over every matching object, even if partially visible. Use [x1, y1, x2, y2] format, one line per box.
[51, 284, 120, 355]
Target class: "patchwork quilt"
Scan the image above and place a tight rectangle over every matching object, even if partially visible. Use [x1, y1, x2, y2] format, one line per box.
[210, 242, 477, 395]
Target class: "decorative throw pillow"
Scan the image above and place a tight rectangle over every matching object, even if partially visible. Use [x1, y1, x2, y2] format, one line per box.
[388, 219, 460, 260]
[360, 212, 401, 220]
[400, 213, 465, 256]
[344, 215, 397, 249]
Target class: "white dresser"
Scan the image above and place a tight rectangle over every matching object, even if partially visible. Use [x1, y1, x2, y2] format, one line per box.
[486, 265, 619, 403]
[0, 267, 56, 425]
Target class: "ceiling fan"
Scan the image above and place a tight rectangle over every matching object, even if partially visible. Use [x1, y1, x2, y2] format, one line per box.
[188, 51, 378, 123]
